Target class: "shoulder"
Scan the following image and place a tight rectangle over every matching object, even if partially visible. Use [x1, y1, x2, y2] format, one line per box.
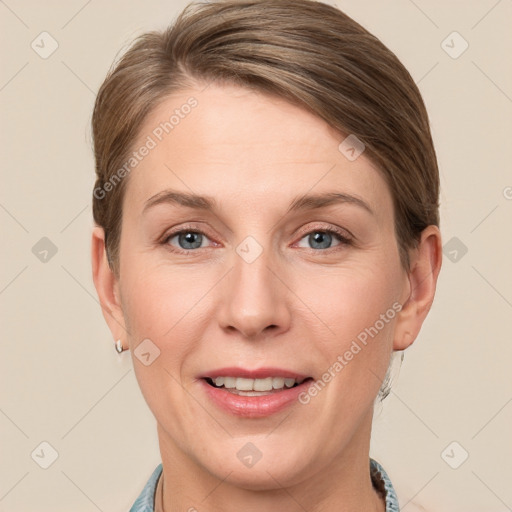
[370, 458, 400, 512]
[129, 463, 163, 512]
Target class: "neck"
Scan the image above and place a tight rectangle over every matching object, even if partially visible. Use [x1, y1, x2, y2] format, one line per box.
[156, 412, 385, 512]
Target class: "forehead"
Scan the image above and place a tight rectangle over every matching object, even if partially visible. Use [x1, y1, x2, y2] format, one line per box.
[123, 83, 392, 217]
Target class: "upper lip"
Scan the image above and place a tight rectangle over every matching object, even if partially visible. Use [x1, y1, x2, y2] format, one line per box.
[199, 367, 310, 380]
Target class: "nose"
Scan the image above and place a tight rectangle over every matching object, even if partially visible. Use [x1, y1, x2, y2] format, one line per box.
[217, 242, 291, 340]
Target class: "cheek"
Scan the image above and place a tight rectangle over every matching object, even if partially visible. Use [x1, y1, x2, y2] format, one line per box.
[118, 258, 219, 405]
[120, 253, 211, 337]
[292, 260, 400, 396]
[295, 260, 400, 342]
[119, 264, 209, 433]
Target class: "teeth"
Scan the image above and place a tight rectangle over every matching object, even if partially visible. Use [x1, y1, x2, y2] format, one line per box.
[236, 377, 254, 391]
[209, 376, 303, 391]
[223, 377, 236, 389]
[284, 378, 296, 388]
[254, 377, 273, 391]
[272, 377, 284, 389]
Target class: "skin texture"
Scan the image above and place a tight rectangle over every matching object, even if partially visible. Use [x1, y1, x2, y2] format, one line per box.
[92, 83, 442, 512]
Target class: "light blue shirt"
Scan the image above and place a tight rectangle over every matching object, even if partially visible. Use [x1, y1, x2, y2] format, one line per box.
[129, 458, 400, 511]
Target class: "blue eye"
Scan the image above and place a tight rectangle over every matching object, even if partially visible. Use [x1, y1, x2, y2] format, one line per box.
[297, 229, 350, 250]
[307, 231, 336, 250]
[165, 230, 209, 251]
[161, 226, 352, 255]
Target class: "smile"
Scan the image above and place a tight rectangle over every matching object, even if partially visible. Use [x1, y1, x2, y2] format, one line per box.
[199, 368, 314, 417]
[205, 376, 308, 395]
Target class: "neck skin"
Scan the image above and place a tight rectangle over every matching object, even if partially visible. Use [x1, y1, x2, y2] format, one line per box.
[154, 409, 386, 512]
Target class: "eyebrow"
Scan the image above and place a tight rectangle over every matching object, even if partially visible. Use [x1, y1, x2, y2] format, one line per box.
[142, 189, 374, 216]
[288, 191, 373, 215]
[143, 189, 215, 213]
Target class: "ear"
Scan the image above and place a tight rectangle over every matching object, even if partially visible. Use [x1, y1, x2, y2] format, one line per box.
[91, 226, 128, 344]
[393, 225, 442, 350]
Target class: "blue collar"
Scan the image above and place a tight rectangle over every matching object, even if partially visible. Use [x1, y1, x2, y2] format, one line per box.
[130, 458, 399, 511]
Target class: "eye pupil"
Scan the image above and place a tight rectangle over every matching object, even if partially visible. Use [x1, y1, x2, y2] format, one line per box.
[310, 231, 332, 249]
[179, 232, 202, 249]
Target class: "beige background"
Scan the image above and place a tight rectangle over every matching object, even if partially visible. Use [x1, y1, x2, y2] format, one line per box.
[1, 0, 511, 510]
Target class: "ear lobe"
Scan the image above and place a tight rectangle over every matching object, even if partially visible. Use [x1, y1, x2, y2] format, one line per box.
[393, 225, 442, 351]
[91, 226, 127, 342]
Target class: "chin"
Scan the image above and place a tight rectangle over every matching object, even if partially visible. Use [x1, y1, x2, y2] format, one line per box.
[200, 441, 314, 491]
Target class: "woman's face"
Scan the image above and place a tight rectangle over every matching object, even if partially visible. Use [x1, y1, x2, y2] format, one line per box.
[104, 83, 414, 487]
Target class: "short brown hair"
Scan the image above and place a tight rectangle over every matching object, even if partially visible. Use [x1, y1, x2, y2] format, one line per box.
[92, 0, 439, 275]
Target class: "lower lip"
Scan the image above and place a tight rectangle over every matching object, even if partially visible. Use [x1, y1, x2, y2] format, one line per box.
[199, 378, 313, 418]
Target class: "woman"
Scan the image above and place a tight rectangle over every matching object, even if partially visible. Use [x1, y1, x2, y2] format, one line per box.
[91, 1, 442, 510]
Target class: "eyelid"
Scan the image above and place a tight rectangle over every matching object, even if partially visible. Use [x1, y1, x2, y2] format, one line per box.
[160, 221, 354, 256]
[161, 223, 218, 246]
[294, 222, 354, 243]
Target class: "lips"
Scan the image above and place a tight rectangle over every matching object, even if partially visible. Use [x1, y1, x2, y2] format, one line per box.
[200, 367, 310, 380]
[198, 367, 314, 417]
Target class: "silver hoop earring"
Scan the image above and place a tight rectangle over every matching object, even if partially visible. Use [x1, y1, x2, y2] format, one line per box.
[115, 339, 124, 353]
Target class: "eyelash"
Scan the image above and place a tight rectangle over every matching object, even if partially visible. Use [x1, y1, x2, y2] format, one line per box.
[161, 224, 353, 255]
